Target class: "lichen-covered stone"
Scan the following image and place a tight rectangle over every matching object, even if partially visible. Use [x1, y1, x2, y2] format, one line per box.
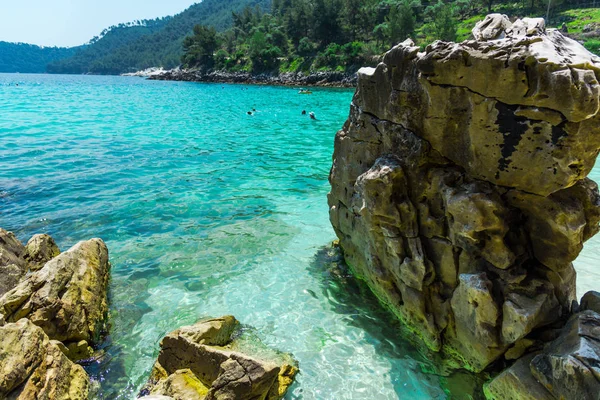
[328, 15, 600, 373]
[0, 318, 89, 399]
[24, 233, 60, 271]
[0, 238, 110, 360]
[146, 369, 208, 400]
[141, 316, 298, 400]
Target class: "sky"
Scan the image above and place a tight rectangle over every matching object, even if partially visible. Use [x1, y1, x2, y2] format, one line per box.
[0, 0, 198, 47]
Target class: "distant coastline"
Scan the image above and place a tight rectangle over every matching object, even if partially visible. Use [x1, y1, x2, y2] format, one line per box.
[145, 68, 358, 88]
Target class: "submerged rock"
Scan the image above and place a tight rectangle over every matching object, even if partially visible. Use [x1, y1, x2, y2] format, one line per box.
[140, 316, 298, 400]
[0, 318, 89, 399]
[0, 238, 110, 361]
[328, 13, 600, 375]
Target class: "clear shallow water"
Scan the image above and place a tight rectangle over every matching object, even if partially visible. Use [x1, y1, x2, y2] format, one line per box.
[2, 73, 597, 400]
[0, 74, 452, 399]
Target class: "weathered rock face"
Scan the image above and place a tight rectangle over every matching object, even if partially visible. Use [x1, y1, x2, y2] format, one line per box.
[139, 316, 298, 400]
[485, 308, 600, 400]
[0, 229, 28, 297]
[328, 14, 600, 372]
[0, 318, 89, 399]
[0, 238, 110, 361]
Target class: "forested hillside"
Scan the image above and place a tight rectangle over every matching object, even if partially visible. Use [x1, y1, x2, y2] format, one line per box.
[181, 0, 597, 74]
[0, 43, 81, 73]
[48, 0, 270, 75]
[46, 18, 171, 74]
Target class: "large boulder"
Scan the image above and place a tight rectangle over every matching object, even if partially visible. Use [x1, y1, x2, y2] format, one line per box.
[328, 15, 600, 373]
[0, 318, 89, 399]
[139, 316, 298, 400]
[0, 238, 110, 360]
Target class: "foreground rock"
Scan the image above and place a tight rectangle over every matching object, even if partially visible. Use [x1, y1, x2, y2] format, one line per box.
[139, 316, 298, 400]
[0, 236, 110, 361]
[0, 318, 89, 399]
[328, 13, 600, 375]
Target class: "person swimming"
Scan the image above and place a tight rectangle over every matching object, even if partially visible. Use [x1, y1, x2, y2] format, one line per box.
[247, 111, 253, 115]
[302, 110, 306, 115]
[309, 112, 316, 120]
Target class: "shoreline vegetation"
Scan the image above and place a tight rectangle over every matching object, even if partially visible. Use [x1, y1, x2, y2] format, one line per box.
[131, 1, 600, 88]
[5, 0, 598, 79]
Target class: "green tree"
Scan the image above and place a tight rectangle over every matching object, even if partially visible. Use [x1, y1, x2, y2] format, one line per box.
[342, 0, 363, 42]
[181, 25, 218, 67]
[385, 0, 417, 47]
[312, 0, 343, 46]
[425, 1, 458, 42]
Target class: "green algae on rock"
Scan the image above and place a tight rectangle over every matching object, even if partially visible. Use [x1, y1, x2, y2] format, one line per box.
[328, 12, 600, 378]
[139, 316, 298, 400]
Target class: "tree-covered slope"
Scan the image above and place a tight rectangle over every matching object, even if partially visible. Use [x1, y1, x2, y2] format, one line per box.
[48, 0, 270, 75]
[46, 18, 171, 74]
[0, 42, 81, 73]
[180, 0, 599, 76]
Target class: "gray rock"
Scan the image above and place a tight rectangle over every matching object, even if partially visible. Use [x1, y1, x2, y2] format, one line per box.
[530, 310, 600, 400]
[580, 291, 600, 314]
[328, 14, 600, 373]
[472, 14, 512, 41]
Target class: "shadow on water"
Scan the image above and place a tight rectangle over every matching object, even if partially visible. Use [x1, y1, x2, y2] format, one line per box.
[307, 244, 487, 400]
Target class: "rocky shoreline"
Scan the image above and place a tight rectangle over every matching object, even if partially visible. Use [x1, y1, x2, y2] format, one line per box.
[148, 68, 358, 88]
[0, 229, 299, 400]
[4, 12, 600, 400]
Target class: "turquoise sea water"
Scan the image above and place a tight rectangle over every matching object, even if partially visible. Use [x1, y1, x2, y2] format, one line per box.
[1, 73, 598, 399]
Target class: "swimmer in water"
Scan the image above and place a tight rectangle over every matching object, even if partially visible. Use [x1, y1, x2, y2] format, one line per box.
[302, 110, 306, 115]
[309, 112, 316, 120]
[247, 111, 253, 115]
